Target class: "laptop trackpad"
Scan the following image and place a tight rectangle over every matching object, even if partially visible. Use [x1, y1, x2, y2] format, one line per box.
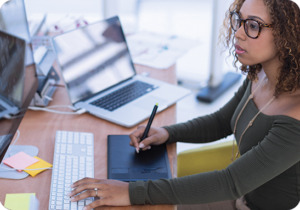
[133, 96, 168, 110]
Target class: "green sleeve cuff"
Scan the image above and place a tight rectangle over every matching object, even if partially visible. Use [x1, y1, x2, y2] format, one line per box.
[162, 125, 177, 144]
[129, 181, 147, 205]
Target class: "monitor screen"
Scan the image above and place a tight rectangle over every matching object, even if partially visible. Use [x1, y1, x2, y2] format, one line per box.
[52, 16, 136, 104]
[0, 31, 26, 109]
[0, 0, 38, 163]
[0, 0, 30, 42]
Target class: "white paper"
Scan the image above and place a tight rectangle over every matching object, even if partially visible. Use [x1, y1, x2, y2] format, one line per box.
[29, 194, 39, 210]
[126, 31, 200, 69]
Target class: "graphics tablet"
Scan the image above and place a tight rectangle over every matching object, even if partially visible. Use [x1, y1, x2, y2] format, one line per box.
[107, 135, 172, 181]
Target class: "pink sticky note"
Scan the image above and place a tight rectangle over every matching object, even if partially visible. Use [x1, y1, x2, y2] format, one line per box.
[3, 151, 39, 172]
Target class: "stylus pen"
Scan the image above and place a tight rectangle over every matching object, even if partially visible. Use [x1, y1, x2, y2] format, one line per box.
[139, 103, 158, 151]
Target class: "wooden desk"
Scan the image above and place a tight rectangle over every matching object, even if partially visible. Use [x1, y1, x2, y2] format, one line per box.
[0, 64, 177, 210]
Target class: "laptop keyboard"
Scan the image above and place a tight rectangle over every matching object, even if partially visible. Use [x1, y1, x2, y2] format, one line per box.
[90, 81, 157, 112]
[0, 104, 6, 112]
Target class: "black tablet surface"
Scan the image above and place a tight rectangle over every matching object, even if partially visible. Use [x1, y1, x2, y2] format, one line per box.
[107, 135, 172, 181]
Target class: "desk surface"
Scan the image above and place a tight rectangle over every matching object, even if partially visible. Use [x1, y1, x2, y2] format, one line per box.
[0, 64, 177, 210]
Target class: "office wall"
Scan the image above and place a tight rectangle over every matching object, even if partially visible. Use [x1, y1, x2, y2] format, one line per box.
[24, 0, 237, 82]
[24, 0, 138, 34]
[137, 0, 236, 83]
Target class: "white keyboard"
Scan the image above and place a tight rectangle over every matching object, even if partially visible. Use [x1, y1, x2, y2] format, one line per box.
[49, 131, 95, 210]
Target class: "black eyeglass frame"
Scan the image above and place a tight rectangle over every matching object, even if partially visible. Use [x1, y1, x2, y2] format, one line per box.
[230, 11, 274, 39]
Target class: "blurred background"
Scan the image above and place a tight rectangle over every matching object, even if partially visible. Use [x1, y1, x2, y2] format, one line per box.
[23, 0, 245, 153]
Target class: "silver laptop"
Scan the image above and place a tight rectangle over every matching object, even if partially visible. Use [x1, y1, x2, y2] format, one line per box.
[0, 30, 26, 119]
[52, 16, 191, 127]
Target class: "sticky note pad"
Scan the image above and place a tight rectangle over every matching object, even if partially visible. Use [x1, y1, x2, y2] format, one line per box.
[24, 156, 52, 177]
[3, 152, 39, 172]
[4, 193, 35, 210]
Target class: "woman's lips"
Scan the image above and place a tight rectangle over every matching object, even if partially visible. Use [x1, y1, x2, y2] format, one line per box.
[235, 44, 246, 54]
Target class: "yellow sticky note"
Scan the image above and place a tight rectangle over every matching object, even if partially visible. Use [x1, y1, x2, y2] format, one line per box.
[24, 156, 52, 177]
[4, 193, 35, 210]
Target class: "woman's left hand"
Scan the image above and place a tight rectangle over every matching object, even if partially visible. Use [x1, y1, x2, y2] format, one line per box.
[68, 177, 131, 209]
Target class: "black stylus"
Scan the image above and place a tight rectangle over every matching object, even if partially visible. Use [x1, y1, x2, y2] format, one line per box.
[139, 103, 158, 152]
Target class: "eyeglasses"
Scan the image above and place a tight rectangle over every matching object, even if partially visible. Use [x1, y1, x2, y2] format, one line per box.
[230, 11, 274, 39]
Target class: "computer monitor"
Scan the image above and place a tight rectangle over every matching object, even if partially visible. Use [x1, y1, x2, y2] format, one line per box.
[0, 0, 38, 179]
[0, 0, 34, 66]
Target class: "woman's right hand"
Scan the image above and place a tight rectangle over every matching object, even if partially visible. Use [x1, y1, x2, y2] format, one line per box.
[235, 196, 251, 210]
[129, 125, 170, 153]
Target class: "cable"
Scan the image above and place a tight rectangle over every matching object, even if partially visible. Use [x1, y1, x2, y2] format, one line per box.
[0, 167, 52, 171]
[8, 130, 20, 157]
[3, 114, 25, 119]
[4, 105, 84, 118]
[11, 130, 20, 148]
[44, 95, 53, 101]
[46, 105, 77, 110]
[28, 106, 86, 115]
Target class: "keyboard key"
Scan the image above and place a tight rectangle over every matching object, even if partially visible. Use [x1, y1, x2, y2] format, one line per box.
[86, 200, 92, 205]
[90, 81, 157, 111]
[71, 203, 77, 210]
[86, 172, 93, 178]
[56, 201, 63, 205]
[49, 131, 94, 210]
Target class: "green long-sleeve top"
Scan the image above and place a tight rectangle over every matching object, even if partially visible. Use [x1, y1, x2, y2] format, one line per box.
[128, 78, 300, 210]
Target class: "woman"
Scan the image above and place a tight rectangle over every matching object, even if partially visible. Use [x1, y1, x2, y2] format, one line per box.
[68, 0, 300, 209]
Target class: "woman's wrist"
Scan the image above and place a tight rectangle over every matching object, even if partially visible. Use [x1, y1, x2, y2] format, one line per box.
[160, 127, 170, 143]
[161, 126, 173, 144]
[129, 181, 148, 205]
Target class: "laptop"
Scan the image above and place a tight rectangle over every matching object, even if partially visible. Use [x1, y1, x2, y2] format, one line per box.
[0, 30, 26, 119]
[52, 16, 191, 127]
[107, 135, 171, 181]
[0, 96, 19, 119]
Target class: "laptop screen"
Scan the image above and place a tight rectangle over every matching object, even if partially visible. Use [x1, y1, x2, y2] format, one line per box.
[52, 16, 136, 104]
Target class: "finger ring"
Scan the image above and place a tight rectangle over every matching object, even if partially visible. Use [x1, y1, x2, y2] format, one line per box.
[94, 188, 98, 197]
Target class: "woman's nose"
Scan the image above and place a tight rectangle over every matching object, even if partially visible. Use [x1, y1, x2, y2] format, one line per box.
[234, 23, 247, 40]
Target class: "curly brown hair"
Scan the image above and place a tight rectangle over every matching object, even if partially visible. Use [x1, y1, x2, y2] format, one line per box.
[220, 0, 300, 97]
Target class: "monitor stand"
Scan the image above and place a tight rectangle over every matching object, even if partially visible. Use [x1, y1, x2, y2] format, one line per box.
[197, 72, 241, 103]
[0, 145, 39, 179]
